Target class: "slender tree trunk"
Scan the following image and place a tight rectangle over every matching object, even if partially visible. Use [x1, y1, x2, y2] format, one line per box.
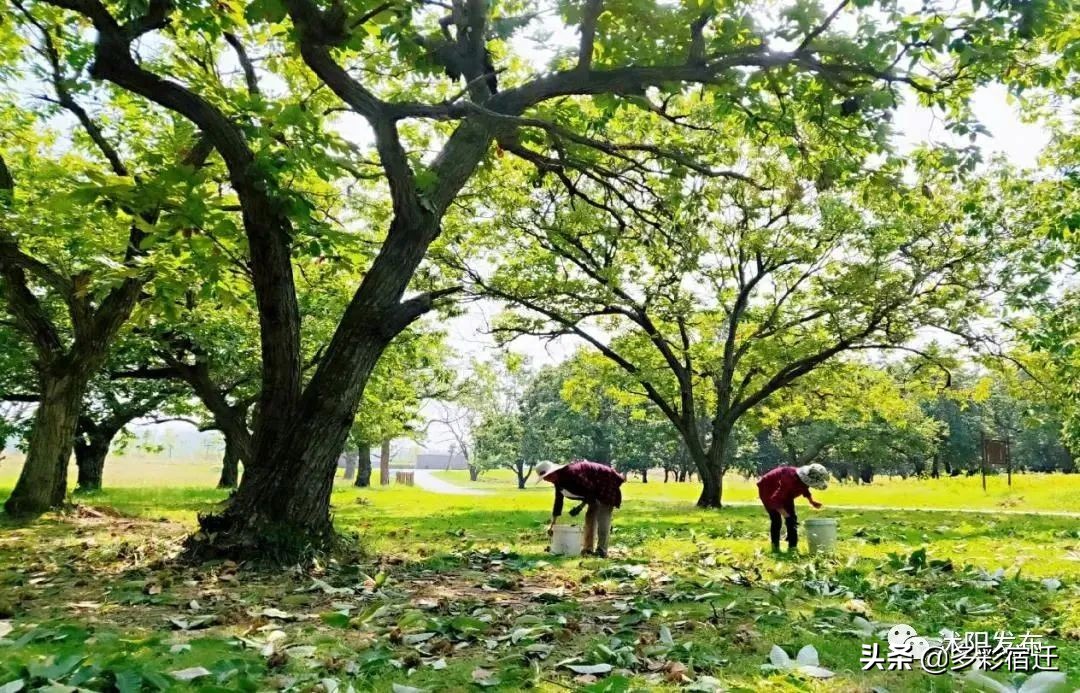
[355, 442, 372, 487]
[468, 463, 479, 482]
[218, 435, 242, 489]
[516, 461, 527, 489]
[342, 451, 357, 480]
[5, 372, 86, 515]
[664, 468, 670, 483]
[74, 434, 110, 492]
[641, 469, 648, 483]
[379, 438, 391, 486]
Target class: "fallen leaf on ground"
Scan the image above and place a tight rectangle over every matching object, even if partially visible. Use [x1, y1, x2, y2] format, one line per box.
[761, 644, 834, 679]
[471, 668, 500, 687]
[67, 602, 102, 610]
[170, 667, 212, 681]
[402, 632, 436, 645]
[1041, 578, 1062, 592]
[563, 663, 613, 675]
[665, 661, 689, 682]
[168, 615, 216, 630]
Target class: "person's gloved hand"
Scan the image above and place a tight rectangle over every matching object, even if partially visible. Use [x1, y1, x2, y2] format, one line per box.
[810, 500, 823, 509]
[568, 501, 586, 517]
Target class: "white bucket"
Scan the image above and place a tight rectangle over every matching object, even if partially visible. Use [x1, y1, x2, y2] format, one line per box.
[805, 518, 838, 555]
[550, 524, 584, 556]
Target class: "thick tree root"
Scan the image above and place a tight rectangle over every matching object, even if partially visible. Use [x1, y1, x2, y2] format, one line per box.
[183, 510, 351, 565]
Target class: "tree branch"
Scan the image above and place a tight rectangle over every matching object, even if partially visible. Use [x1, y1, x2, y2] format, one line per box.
[223, 32, 261, 98]
[577, 0, 604, 72]
[797, 0, 851, 52]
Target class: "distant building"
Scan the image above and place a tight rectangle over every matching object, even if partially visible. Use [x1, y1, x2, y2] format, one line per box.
[415, 452, 468, 470]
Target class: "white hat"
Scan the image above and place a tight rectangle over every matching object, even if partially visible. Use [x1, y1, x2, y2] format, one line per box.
[534, 460, 564, 482]
[797, 463, 830, 490]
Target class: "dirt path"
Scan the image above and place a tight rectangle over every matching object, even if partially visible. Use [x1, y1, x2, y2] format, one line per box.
[412, 469, 491, 496]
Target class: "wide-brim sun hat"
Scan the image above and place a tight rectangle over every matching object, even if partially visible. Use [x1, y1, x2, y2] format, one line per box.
[797, 463, 830, 490]
[533, 460, 565, 482]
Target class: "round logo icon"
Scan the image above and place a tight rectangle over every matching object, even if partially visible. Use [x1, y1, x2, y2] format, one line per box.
[907, 636, 931, 660]
[887, 624, 918, 649]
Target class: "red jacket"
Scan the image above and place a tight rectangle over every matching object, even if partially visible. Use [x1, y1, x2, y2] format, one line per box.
[544, 460, 624, 517]
[757, 466, 814, 511]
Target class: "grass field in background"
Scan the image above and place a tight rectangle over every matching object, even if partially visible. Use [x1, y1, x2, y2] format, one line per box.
[435, 467, 1080, 514]
[1, 456, 1079, 691]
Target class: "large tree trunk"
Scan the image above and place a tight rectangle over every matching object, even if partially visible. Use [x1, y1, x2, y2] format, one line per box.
[188, 333, 390, 559]
[218, 435, 242, 489]
[697, 464, 723, 507]
[515, 461, 528, 489]
[641, 468, 648, 483]
[5, 373, 85, 515]
[379, 438, 391, 486]
[74, 433, 110, 492]
[468, 463, 480, 482]
[355, 443, 372, 487]
[695, 431, 727, 509]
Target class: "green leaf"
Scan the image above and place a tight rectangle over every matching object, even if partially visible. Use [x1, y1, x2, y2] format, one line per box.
[320, 611, 351, 628]
[245, 0, 287, 23]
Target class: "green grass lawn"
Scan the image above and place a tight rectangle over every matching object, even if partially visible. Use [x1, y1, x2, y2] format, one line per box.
[435, 468, 1080, 514]
[1, 458, 1078, 692]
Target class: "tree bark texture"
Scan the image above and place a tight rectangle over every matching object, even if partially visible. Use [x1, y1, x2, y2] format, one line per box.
[5, 373, 85, 515]
[74, 431, 110, 492]
[379, 438, 391, 486]
[218, 434, 242, 489]
[355, 443, 372, 487]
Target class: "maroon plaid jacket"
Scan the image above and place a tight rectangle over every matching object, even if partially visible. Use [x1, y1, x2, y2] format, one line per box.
[757, 466, 814, 512]
[544, 460, 624, 517]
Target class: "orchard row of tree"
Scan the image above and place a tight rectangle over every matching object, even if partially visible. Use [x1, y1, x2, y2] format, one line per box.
[464, 353, 1077, 488]
[0, 0, 1077, 559]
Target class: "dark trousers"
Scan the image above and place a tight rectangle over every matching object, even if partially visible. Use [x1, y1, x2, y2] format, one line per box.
[767, 505, 798, 548]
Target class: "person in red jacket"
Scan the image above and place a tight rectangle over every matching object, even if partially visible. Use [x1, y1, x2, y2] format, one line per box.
[757, 463, 829, 553]
[535, 459, 624, 557]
